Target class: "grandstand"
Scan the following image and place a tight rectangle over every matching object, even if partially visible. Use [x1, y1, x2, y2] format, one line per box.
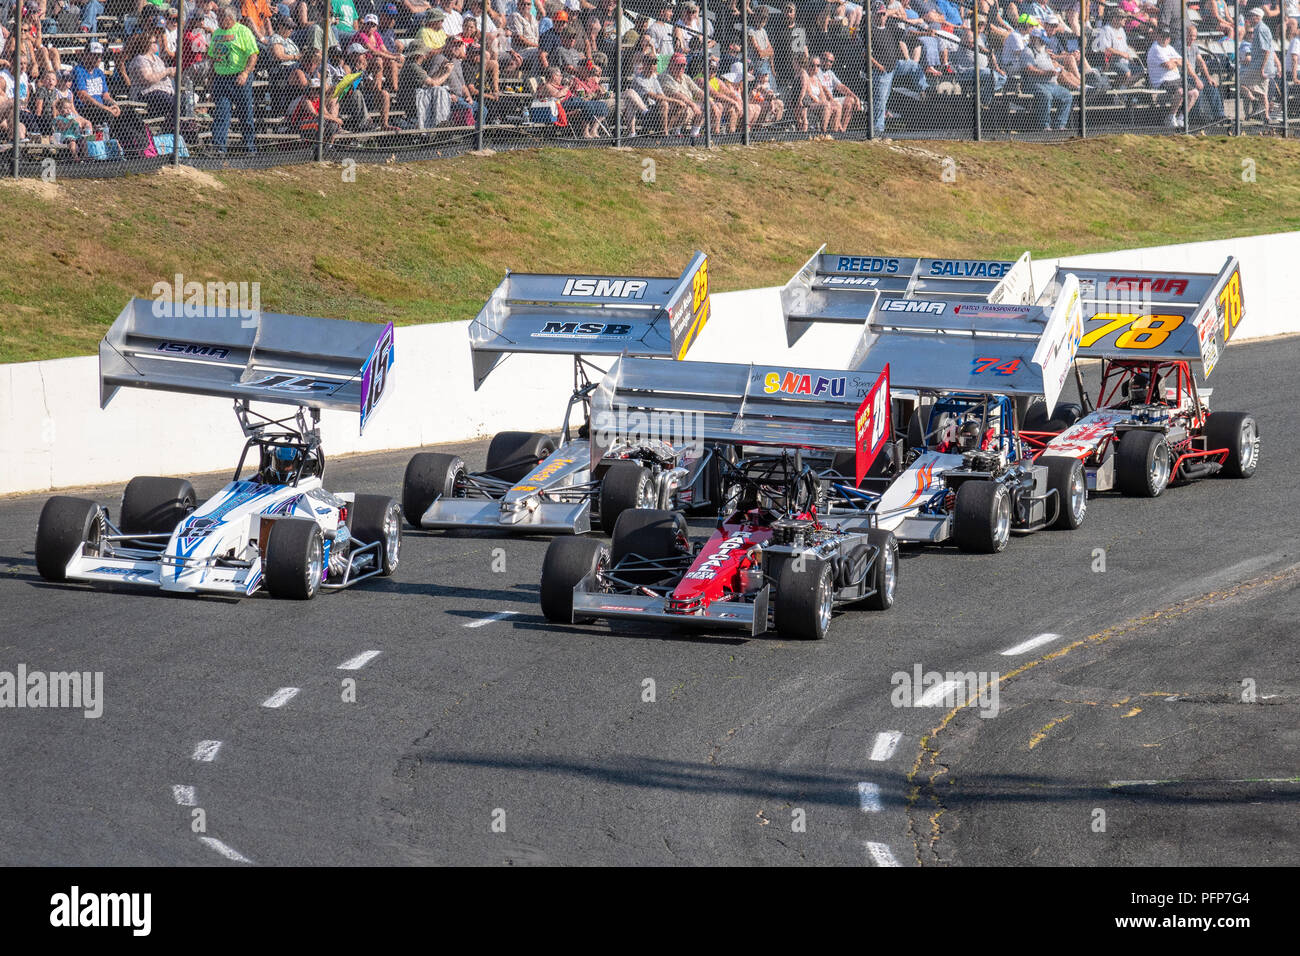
[0, 0, 1295, 173]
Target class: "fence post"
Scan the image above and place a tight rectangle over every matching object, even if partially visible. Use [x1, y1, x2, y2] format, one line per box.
[317, 11, 328, 161]
[11, 0, 20, 177]
[476, 1, 487, 149]
[1181, 1, 1189, 131]
[615, 0, 623, 145]
[741, 0, 750, 144]
[864, 5, 873, 140]
[1233, 0, 1241, 134]
[173, 2, 185, 165]
[1281, 10, 1289, 136]
[1080, 10, 1088, 138]
[702, 0, 711, 147]
[972, 1, 981, 141]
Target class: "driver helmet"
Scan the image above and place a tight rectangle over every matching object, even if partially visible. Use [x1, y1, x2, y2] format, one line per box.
[1124, 371, 1151, 403]
[264, 445, 304, 485]
[957, 420, 983, 452]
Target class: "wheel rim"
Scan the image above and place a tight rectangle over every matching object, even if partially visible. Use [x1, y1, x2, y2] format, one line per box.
[882, 544, 896, 603]
[637, 476, 655, 509]
[384, 505, 400, 568]
[817, 567, 833, 635]
[1151, 443, 1170, 491]
[1239, 421, 1258, 470]
[994, 493, 1011, 546]
[307, 534, 322, 593]
[1070, 467, 1086, 522]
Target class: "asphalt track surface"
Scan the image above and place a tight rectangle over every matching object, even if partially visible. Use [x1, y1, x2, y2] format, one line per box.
[1, 336, 1296, 866]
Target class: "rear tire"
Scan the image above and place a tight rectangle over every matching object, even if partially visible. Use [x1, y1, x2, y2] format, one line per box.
[1042, 455, 1087, 530]
[611, 508, 686, 584]
[599, 460, 656, 533]
[36, 496, 101, 582]
[119, 476, 196, 536]
[401, 453, 465, 529]
[263, 518, 324, 600]
[540, 536, 609, 623]
[953, 480, 1012, 553]
[1205, 412, 1259, 479]
[1115, 430, 1171, 497]
[485, 431, 556, 484]
[861, 529, 899, 610]
[349, 494, 402, 575]
[775, 556, 834, 640]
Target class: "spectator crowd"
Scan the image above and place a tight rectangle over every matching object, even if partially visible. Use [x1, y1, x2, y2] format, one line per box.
[1, 0, 1296, 158]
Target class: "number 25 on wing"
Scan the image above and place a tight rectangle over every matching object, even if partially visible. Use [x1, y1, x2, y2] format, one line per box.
[855, 365, 891, 485]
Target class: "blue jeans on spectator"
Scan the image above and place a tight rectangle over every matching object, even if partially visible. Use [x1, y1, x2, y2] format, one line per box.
[1193, 81, 1225, 123]
[956, 68, 1004, 106]
[453, 95, 476, 121]
[79, 0, 103, 30]
[871, 67, 895, 136]
[893, 58, 928, 94]
[213, 74, 256, 152]
[1028, 79, 1073, 129]
[1108, 56, 1136, 85]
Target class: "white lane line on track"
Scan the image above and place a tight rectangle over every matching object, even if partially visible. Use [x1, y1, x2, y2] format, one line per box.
[1000, 632, 1063, 656]
[199, 837, 254, 864]
[869, 731, 902, 762]
[192, 740, 222, 762]
[856, 782, 883, 813]
[865, 842, 900, 867]
[338, 650, 382, 670]
[916, 680, 962, 707]
[171, 785, 197, 807]
[261, 687, 300, 709]
[464, 611, 518, 628]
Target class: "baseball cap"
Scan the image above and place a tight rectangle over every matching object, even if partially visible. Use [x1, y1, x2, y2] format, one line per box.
[1043, 13, 1060, 24]
[428, 8, 445, 18]
[1249, 5, 1264, 14]
[1017, 13, 1039, 27]
[670, 51, 687, 64]
[362, 12, 378, 23]
[564, 0, 580, 8]
[553, 9, 568, 20]
[347, 41, 368, 53]
[87, 40, 105, 53]
[872, 0, 886, 11]
[202, 12, 219, 28]
[152, 14, 167, 27]
[724, 63, 744, 82]
[383, 2, 397, 11]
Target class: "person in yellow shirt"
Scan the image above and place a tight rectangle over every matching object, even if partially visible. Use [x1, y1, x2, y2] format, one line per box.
[210, 5, 260, 153]
[417, 7, 449, 53]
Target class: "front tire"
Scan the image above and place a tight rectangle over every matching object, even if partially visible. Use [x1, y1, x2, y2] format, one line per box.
[263, 518, 324, 600]
[953, 480, 1011, 553]
[1042, 455, 1087, 530]
[36, 496, 101, 582]
[120, 476, 196, 535]
[861, 529, 899, 610]
[610, 508, 687, 585]
[775, 556, 834, 640]
[349, 494, 402, 575]
[540, 536, 609, 623]
[401, 453, 465, 529]
[599, 460, 656, 533]
[1115, 430, 1171, 497]
[1205, 412, 1259, 479]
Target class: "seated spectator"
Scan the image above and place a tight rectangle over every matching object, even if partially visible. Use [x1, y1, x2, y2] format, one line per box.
[749, 68, 785, 125]
[708, 57, 743, 131]
[29, 66, 60, 138]
[355, 12, 402, 87]
[1146, 23, 1194, 125]
[792, 49, 838, 132]
[1090, 6, 1139, 87]
[285, 47, 342, 140]
[511, 0, 543, 72]
[623, 52, 667, 133]
[183, 9, 216, 88]
[266, 13, 302, 87]
[566, 55, 610, 136]
[1185, 22, 1225, 124]
[124, 26, 177, 122]
[950, 22, 1006, 103]
[658, 49, 703, 134]
[416, 6, 449, 52]
[1117, 0, 1157, 44]
[333, 0, 360, 39]
[645, 1, 675, 57]
[747, 5, 774, 78]
[242, 0, 275, 40]
[52, 94, 93, 156]
[431, 33, 475, 122]
[816, 49, 859, 131]
[1043, 13, 1097, 91]
[395, 39, 452, 125]
[1023, 25, 1072, 129]
[1200, 0, 1235, 40]
[553, 24, 586, 75]
[71, 40, 122, 127]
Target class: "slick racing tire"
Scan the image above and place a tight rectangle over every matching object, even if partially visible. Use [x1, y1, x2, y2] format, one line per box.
[36, 496, 101, 582]
[1024, 400, 1082, 434]
[401, 453, 465, 530]
[264, 518, 324, 600]
[775, 555, 834, 640]
[599, 461, 657, 534]
[1205, 412, 1260, 479]
[1042, 455, 1088, 530]
[540, 537, 609, 624]
[1115, 430, 1171, 498]
[119, 476, 196, 536]
[861, 529, 899, 611]
[485, 431, 557, 485]
[350, 494, 402, 576]
[953, 480, 1012, 553]
[611, 508, 687, 585]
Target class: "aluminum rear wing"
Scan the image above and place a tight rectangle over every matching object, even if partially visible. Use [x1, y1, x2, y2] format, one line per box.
[1035, 257, 1244, 376]
[99, 299, 396, 434]
[780, 246, 1035, 346]
[589, 355, 882, 465]
[846, 275, 1084, 412]
[469, 252, 711, 388]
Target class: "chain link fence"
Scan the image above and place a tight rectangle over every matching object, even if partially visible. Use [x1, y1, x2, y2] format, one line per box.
[2, 0, 1291, 179]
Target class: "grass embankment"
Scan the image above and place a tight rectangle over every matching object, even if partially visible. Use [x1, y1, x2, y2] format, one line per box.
[3, 134, 1299, 363]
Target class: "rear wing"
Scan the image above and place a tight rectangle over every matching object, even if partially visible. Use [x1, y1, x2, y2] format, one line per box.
[1036, 257, 1244, 375]
[847, 275, 1085, 412]
[780, 246, 1035, 346]
[99, 299, 396, 435]
[469, 252, 711, 388]
[589, 355, 889, 468]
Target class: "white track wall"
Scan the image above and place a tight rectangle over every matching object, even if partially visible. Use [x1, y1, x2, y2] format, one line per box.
[3, 232, 1297, 495]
